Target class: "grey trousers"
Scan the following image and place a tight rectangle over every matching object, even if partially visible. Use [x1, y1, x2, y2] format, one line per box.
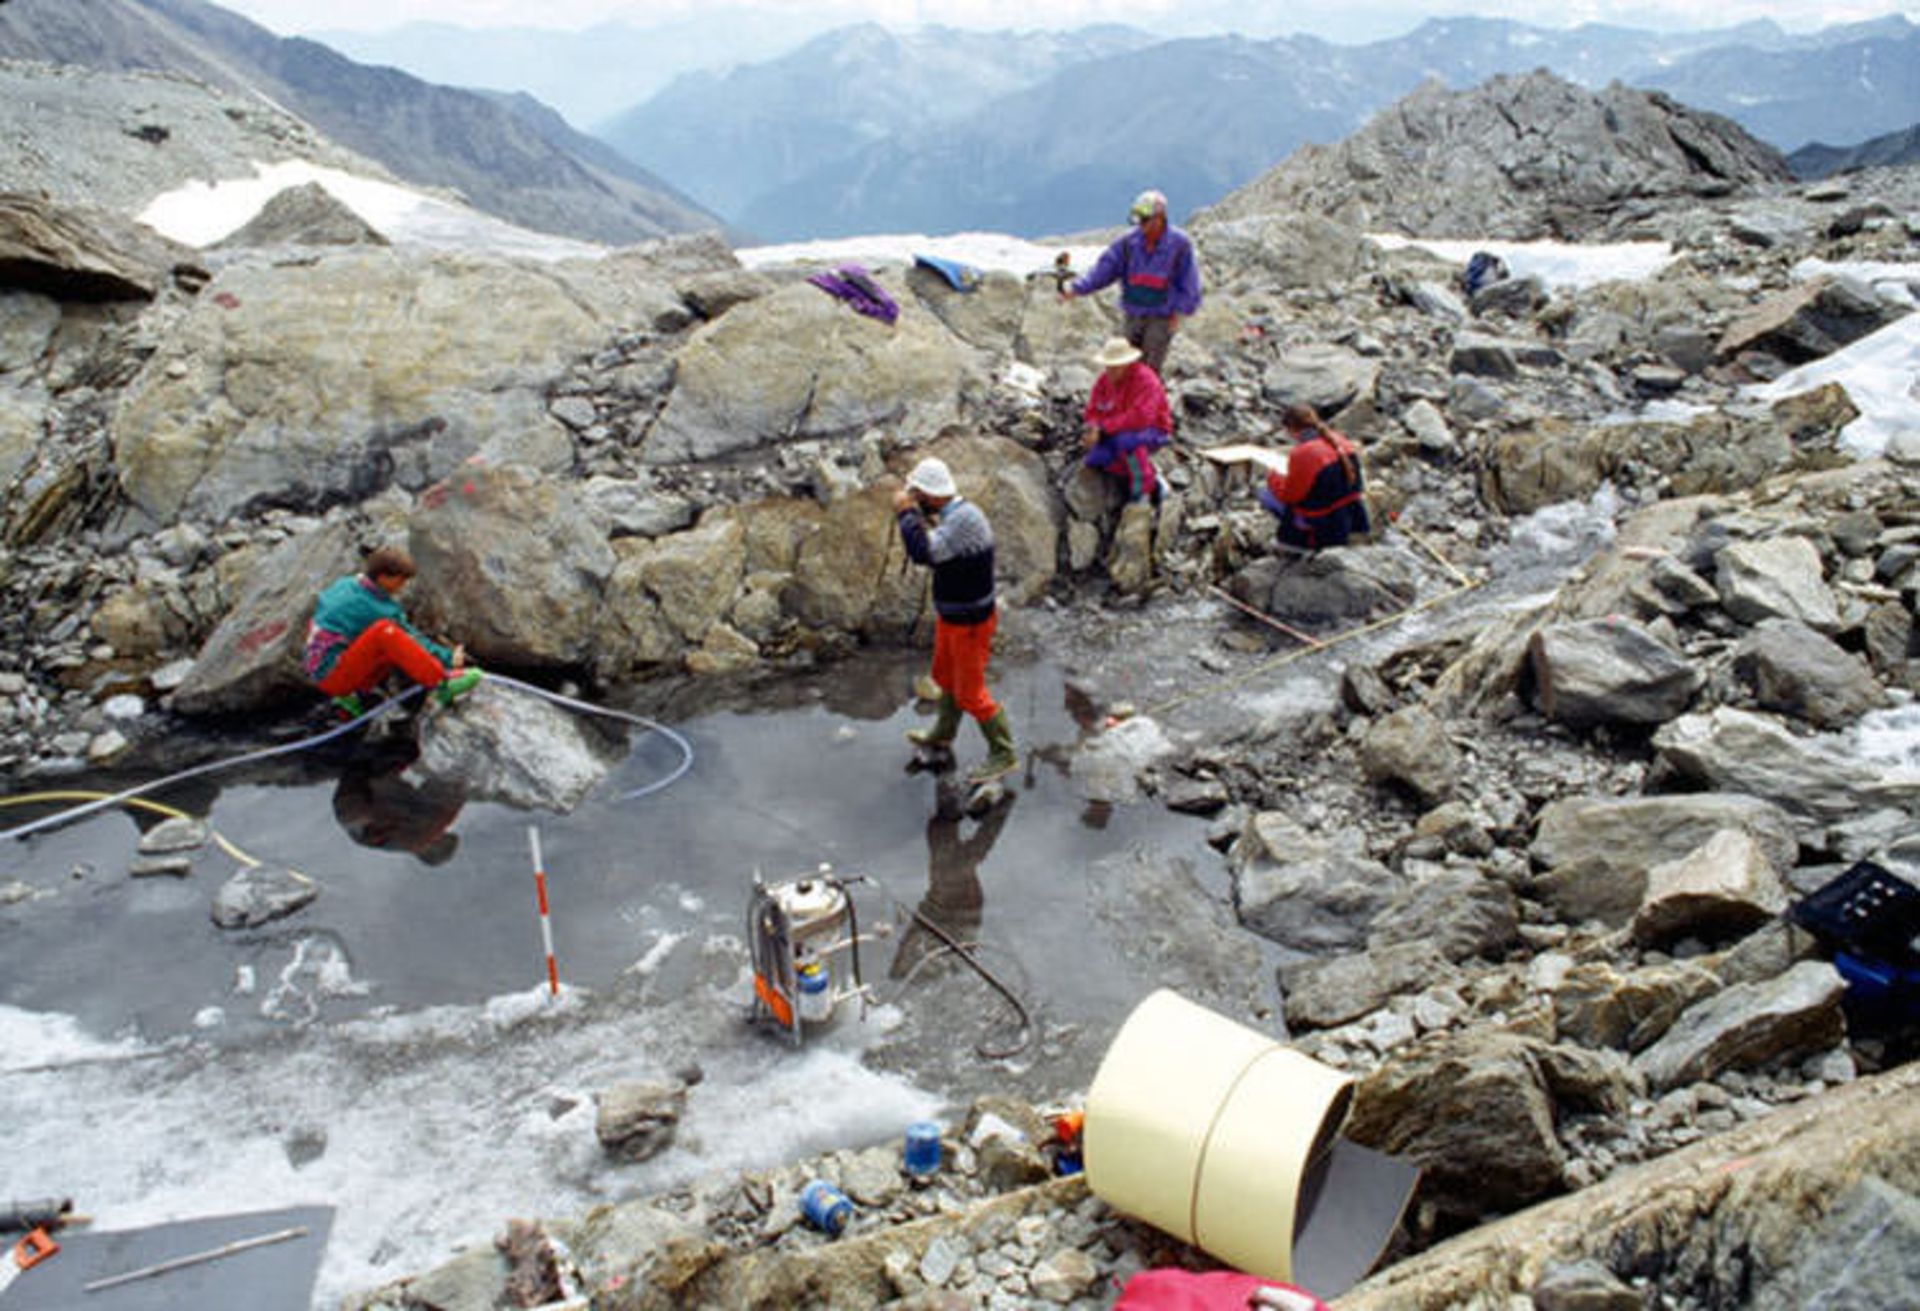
[1124, 314, 1177, 376]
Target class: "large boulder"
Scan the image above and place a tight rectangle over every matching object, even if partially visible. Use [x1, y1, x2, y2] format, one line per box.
[170, 517, 371, 715]
[112, 249, 674, 522]
[1260, 343, 1380, 416]
[1714, 538, 1839, 632]
[646, 279, 978, 463]
[1359, 703, 1460, 805]
[1528, 616, 1704, 727]
[1632, 960, 1847, 1092]
[1368, 866, 1520, 963]
[407, 464, 617, 670]
[1630, 829, 1790, 948]
[1195, 213, 1373, 291]
[903, 266, 1025, 353]
[1229, 810, 1406, 952]
[1714, 275, 1908, 365]
[1733, 618, 1885, 729]
[1530, 793, 1799, 926]
[410, 681, 621, 813]
[1549, 959, 1722, 1053]
[1345, 1030, 1604, 1222]
[0, 192, 197, 301]
[1230, 546, 1417, 627]
[1653, 708, 1920, 824]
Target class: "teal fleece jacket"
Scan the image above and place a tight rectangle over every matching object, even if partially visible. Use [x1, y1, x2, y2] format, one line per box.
[305, 574, 451, 680]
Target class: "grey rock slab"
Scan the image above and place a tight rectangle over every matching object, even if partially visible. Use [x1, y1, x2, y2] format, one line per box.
[211, 864, 320, 929]
[1633, 960, 1847, 1092]
[1529, 616, 1704, 727]
[1653, 708, 1920, 824]
[1714, 538, 1840, 632]
[1231, 810, 1405, 952]
[411, 681, 619, 814]
[1632, 828, 1789, 948]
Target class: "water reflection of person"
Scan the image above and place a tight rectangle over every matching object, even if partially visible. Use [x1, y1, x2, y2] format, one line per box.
[331, 742, 467, 866]
[891, 781, 1014, 982]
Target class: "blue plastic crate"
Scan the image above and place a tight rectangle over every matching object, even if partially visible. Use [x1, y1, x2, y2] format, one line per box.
[1835, 950, 1920, 1019]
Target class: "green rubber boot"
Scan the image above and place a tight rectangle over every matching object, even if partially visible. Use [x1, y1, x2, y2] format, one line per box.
[434, 667, 483, 706]
[906, 692, 961, 749]
[967, 709, 1018, 785]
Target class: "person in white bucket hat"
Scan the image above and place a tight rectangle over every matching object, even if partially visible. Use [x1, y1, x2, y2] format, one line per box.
[1059, 187, 1202, 376]
[893, 457, 1018, 784]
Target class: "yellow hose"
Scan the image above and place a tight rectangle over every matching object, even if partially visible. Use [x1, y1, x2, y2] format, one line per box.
[0, 790, 313, 885]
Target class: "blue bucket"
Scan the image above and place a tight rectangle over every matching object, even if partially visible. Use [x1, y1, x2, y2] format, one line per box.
[903, 1120, 942, 1177]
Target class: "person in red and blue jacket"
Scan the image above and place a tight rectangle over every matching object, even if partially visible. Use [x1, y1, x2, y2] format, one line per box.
[1082, 337, 1172, 504]
[1061, 188, 1203, 376]
[1258, 404, 1370, 550]
[305, 546, 480, 718]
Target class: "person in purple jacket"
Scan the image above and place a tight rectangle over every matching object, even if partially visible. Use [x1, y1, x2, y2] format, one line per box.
[1060, 188, 1203, 376]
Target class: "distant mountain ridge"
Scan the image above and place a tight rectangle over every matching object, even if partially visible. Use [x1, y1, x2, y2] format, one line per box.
[599, 22, 1156, 224]
[589, 12, 1920, 241]
[1790, 123, 1920, 179]
[0, 0, 723, 246]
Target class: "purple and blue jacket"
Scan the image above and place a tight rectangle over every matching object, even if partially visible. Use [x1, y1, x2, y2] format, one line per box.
[1071, 226, 1203, 319]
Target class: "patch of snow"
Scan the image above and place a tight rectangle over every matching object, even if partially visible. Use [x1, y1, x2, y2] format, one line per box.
[739, 231, 1104, 277]
[1598, 399, 1712, 426]
[1368, 234, 1677, 289]
[139, 158, 605, 262]
[1749, 313, 1920, 458]
[1853, 704, 1920, 781]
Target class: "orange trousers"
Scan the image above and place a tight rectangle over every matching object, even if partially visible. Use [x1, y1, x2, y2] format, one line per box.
[316, 619, 449, 697]
[930, 611, 999, 721]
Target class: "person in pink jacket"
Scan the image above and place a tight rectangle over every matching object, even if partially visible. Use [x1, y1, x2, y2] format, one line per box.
[1081, 337, 1172, 504]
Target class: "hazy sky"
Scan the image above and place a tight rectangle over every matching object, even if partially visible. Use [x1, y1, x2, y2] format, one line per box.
[217, 0, 1916, 41]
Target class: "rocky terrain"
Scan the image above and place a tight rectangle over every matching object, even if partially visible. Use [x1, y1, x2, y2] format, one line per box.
[4, 64, 1920, 1311]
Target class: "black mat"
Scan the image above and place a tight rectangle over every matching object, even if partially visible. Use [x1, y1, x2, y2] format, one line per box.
[1, 1206, 333, 1311]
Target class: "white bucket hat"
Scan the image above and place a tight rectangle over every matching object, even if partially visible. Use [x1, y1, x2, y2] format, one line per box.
[907, 457, 957, 498]
[1093, 337, 1142, 368]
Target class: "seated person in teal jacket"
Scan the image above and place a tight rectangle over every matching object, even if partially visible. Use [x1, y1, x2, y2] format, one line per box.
[304, 546, 480, 717]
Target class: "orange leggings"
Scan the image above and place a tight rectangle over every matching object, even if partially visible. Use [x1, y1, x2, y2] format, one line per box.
[931, 611, 999, 721]
[316, 620, 449, 697]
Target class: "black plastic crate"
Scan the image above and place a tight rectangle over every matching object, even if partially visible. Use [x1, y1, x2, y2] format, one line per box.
[1789, 860, 1920, 967]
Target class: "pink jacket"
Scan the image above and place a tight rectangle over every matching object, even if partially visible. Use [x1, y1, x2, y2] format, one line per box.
[1084, 361, 1172, 436]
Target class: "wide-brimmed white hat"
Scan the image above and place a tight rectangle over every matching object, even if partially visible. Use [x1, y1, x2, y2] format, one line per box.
[907, 457, 957, 498]
[1093, 337, 1142, 368]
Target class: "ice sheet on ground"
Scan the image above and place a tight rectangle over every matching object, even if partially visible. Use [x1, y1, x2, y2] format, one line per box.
[2, 978, 941, 1309]
[1366, 234, 1676, 289]
[139, 159, 606, 261]
[738, 231, 1105, 277]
